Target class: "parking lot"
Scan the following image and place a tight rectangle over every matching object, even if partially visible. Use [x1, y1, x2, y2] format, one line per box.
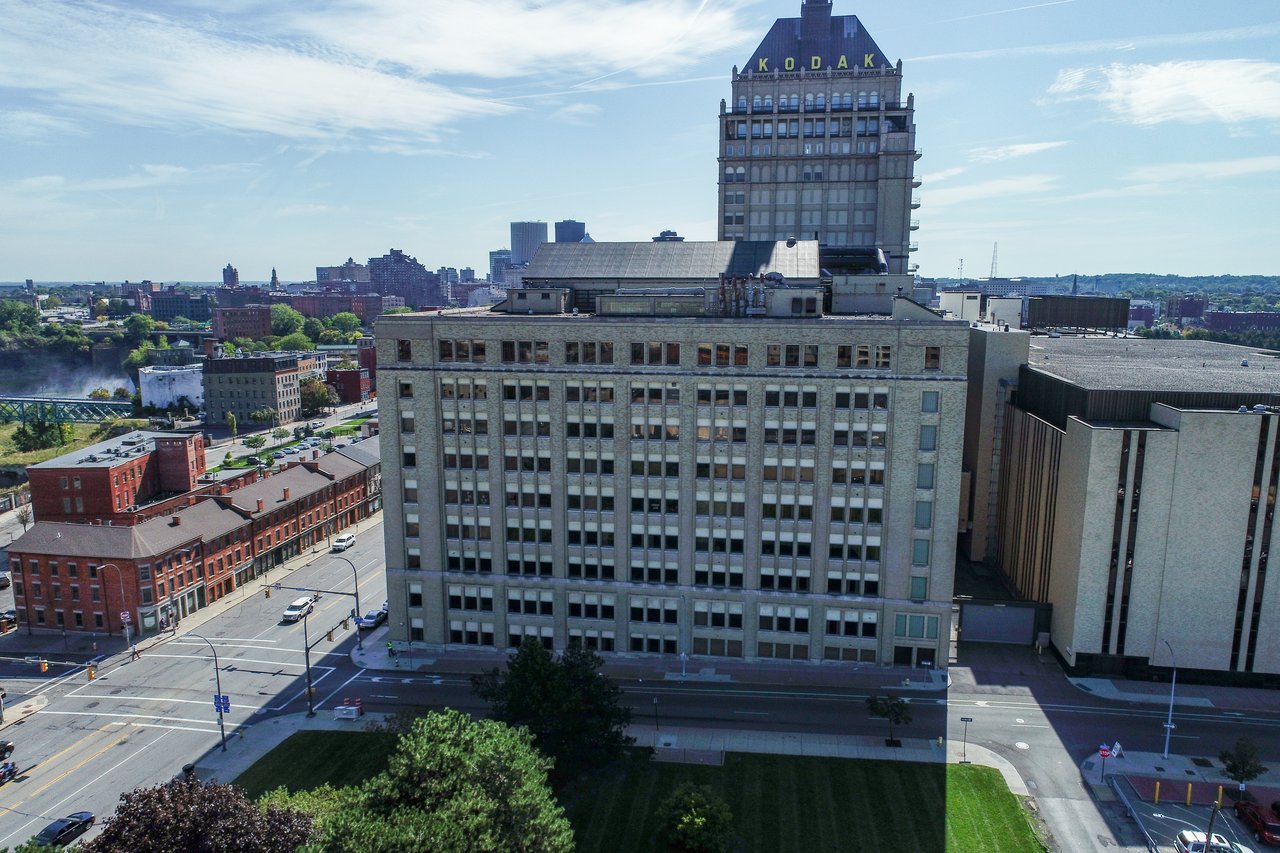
[1117, 776, 1267, 851]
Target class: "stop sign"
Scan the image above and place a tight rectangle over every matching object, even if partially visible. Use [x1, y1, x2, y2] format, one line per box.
[1099, 746, 1111, 758]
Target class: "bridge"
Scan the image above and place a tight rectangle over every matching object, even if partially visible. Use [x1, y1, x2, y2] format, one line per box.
[0, 396, 135, 424]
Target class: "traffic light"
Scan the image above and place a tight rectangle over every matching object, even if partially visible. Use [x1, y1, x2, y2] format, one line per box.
[87, 665, 96, 681]
[264, 587, 271, 599]
[341, 618, 349, 631]
[326, 630, 334, 642]
[40, 659, 48, 673]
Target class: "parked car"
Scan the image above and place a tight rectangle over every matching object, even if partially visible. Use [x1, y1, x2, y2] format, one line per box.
[1235, 801, 1280, 846]
[356, 609, 387, 630]
[331, 534, 356, 552]
[0, 572, 10, 589]
[1174, 830, 1256, 853]
[281, 596, 314, 623]
[34, 812, 95, 847]
[1, 609, 16, 623]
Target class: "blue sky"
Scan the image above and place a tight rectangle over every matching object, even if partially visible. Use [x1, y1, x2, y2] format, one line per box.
[2, 0, 1279, 282]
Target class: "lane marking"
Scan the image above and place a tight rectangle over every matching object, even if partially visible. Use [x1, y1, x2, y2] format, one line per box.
[314, 669, 366, 711]
[111, 722, 221, 734]
[64, 693, 254, 710]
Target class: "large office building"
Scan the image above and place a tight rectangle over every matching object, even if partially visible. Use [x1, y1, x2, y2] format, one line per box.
[369, 249, 443, 310]
[718, 0, 919, 273]
[510, 221, 548, 267]
[990, 337, 1280, 682]
[555, 220, 587, 243]
[376, 240, 967, 667]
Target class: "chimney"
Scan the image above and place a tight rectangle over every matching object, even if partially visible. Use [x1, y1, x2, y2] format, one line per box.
[283, 487, 290, 501]
[256, 499, 265, 512]
[172, 515, 181, 526]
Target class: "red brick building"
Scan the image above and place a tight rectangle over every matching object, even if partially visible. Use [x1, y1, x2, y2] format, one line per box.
[290, 293, 386, 326]
[212, 305, 273, 341]
[326, 367, 371, 405]
[8, 440, 381, 637]
[27, 432, 206, 525]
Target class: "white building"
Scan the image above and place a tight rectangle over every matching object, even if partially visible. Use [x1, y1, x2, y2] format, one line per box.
[138, 364, 204, 411]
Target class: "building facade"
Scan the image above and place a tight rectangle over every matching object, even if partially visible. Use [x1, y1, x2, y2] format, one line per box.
[510, 221, 548, 267]
[316, 257, 371, 284]
[138, 365, 205, 412]
[376, 284, 966, 667]
[212, 305, 273, 341]
[368, 249, 443, 310]
[327, 367, 371, 405]
[555, 220, 587, 243]
[202, 352, 302, 426]
[718, 0, 919, 273]
[150, 286, 213, 323]
[990, 337, 1280, 681]
[222, 264, 240, 288]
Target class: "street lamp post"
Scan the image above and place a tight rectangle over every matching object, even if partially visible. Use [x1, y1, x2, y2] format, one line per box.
[302, 611, 316, 717]
[653, 696, 659, 732]
[188, 633, 229, 752]
[333, 556, 362, 650]
[101, 563, 131, 647]
[1161, 639, 1177, 760]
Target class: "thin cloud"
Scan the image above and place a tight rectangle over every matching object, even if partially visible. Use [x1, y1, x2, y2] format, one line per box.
[923, 167, 967, 184]
[275, 204, 338, 217]
[549, 104, 602, 125]
[0, 110, 84, 142]
[1047, 60, 1280, 125]
[1127, 155, 1280, 183]
[969, 141, 1068, 163]
[908, 22, 1280, 64]
[927, 174, 1059, 209]
[0, 0, 750, 148]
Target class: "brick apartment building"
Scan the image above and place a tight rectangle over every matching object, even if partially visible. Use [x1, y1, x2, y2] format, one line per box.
[8, 440, 382, 637]
[291, 293, 388, 326]
[27, 432, 206, 525]
[213, 305, 273, 341]
[326, 367, 371, 405]
[203, 352, 302, 426]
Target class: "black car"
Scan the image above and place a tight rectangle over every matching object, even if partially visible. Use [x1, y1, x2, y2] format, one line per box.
[34, 812, 94, 847]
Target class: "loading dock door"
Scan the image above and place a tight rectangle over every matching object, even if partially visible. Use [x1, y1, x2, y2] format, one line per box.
[960, 602, 1036, 644]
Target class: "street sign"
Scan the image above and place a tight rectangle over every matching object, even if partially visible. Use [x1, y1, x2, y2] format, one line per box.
[1099, 746, 1111, 758]
[213, 695, 230, 713]
[120, 611, 131, 623]
[960, 716, 974, 723]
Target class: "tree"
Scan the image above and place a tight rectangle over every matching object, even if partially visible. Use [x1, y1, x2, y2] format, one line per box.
[317, 329, 345, 345]
[243, 435, 267, 450]
[866, 695, 912, 747]
[276, 331, 315, 352]
[300, 378, 340, 417]
[170, 315, 192, 327]
[225, 412, 237, 440]
[1220, 737, 1268, 791]
[112, 386, 131, 400]
[262, 709, 573, 853]
[270, 304, 305, 336]
[0, 300, 40, 333]
[334, 359, 359, 370]
[249, 407, 277, 425]
[79, 776, 311, 853]
[302, 316, 326, 341]
[271, 427, 291, 445]
[42, 295, 61, 310]
[124, 312, 156, 344]
[471, 639, 633, 780]
[328, 311, 362, 334]
[15, 505, 31, 531]
[88, 387, 111, 400]
[654, 783, 733, 853]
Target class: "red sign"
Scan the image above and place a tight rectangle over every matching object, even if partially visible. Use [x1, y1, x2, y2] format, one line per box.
[1099, 747, 1111, 759]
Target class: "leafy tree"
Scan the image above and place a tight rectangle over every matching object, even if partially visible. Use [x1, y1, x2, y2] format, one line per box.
[262, 709, 573, 853]
[226, 412, 237, 439]
[328, 311, 362, 334]
[249, 407, 277, 425]
[88, 387, 111, 400]
[221, 341, 237, 357]
[1220, 737, 1268, 790]
[0, 300, 40, 333]
[15, 505, 31, 531]
[300, 378, 339, 417]
[471, 638, 633, 780]
[124, 342, 153, 371]
[124, 312, 157, 344]
[382, 306, 413, 315]
[170, 315, 192, 327]
[866, 695, 912, 746]
[654, 783, 733, 853]
[271, 427, 291, 445]
[42, 295, 62, 310]
[80, 776, 311, 853]
[317, 329, 345, 345]
[12, 419, 70, 452]
[113, 386, 131, 400]
[334, 359, 360, 370]
[276, 331, 315, 352]
[155, 334, 170, 349]
[302, 317, 326, 341]
[243, 435, 267, 450]
[270, 304, 305, 336]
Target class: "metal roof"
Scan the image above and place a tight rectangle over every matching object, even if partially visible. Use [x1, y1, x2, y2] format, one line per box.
[1028, 336, 1280, 394]
[744, 1, 892, 73]
[523, 241, 821, 282]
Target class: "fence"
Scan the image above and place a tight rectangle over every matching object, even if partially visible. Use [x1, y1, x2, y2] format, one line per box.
[1107, 774, 1159, 853]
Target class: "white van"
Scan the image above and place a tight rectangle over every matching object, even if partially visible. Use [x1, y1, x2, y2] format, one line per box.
[281, 596, 314, 623]
[331, 534, 356, 552]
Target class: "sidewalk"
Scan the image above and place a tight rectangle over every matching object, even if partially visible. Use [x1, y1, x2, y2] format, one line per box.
[1069, 675, 1280, 713]
[1081, 746, 1280, 801]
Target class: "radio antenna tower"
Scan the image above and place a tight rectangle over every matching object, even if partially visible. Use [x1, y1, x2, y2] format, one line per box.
[957, 259, 964, 281]
[989, 242, 998, 279]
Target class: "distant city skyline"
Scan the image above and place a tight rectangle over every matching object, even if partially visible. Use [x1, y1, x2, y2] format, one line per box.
[2, 0, 1279, 281]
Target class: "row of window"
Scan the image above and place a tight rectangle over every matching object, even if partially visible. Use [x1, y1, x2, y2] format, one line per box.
[734, 92, 889, 113]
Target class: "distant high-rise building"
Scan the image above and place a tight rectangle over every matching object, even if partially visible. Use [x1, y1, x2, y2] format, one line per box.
[554, 219, 587, 243]
[316, 257, 371, 284]
[460, 267, 476, 283]
[222, 263, 239, 287]
[488, 249, 512, 284]
[719, 0, 919, 273]
[368, 249, 443, 309]
[270, 267, 281, 288]
[509, 221, 548, 266]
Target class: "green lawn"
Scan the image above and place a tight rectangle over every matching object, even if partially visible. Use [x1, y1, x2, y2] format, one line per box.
[232, 733, 1045, 853]
[233, 730, 398, 799]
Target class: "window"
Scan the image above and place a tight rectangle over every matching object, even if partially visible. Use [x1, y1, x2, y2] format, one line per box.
[917, 463, 935, 489]
[894, 614, 939, 640]
[910, 576, 929, 600]
[921, 391, 939, 413]
[924, 346, 941, 370]
[398, 381, 413, 399]
[397, 340, 411, 362]
[912, 539, 931, 566]
[919, 426, 937, 452]
[914, 501, 933, 529]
